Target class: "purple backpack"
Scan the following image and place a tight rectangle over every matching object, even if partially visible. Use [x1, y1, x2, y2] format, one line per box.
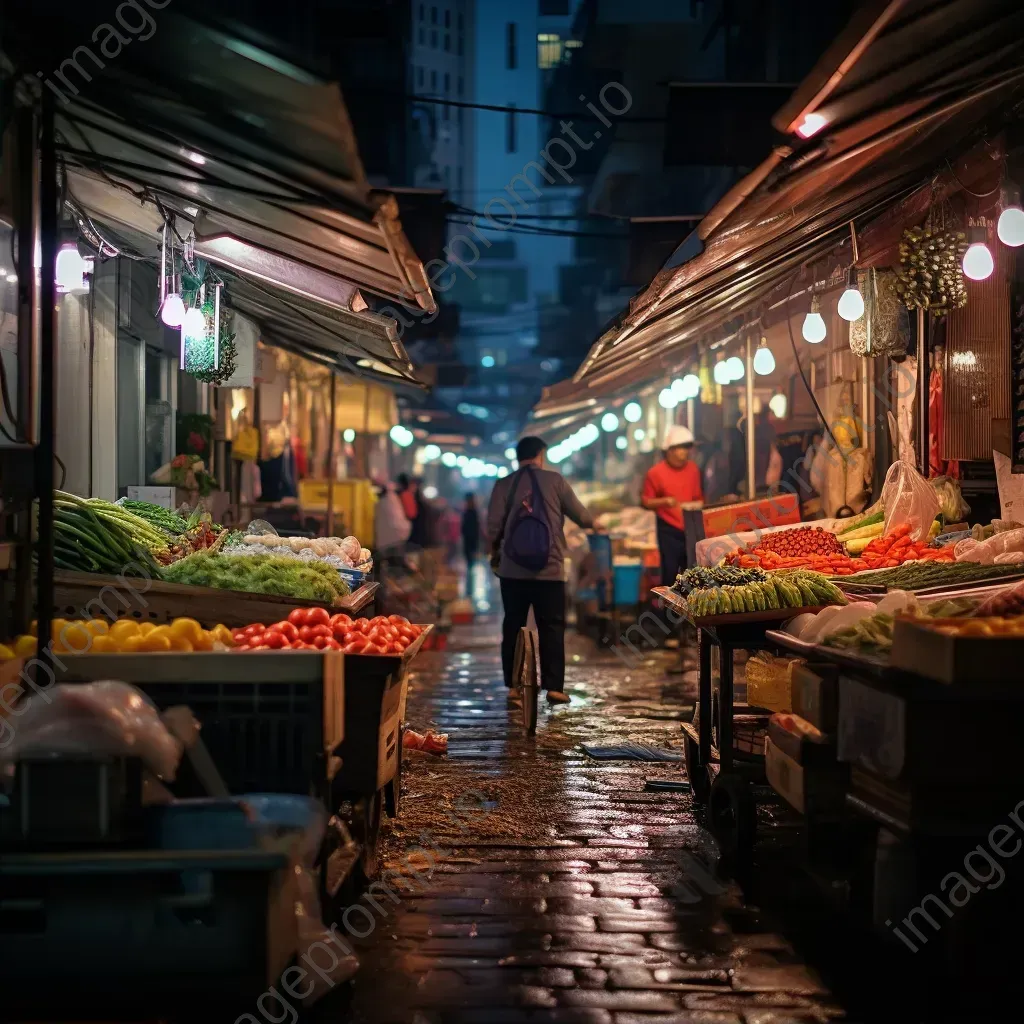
[495, 467, 552, 572]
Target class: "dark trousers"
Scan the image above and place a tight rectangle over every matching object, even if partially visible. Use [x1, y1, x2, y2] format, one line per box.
[656, 518, 689, 587]
[499, 578, 566, 691]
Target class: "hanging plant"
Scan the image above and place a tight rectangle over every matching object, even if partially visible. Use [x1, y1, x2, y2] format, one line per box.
[895, 210, 968, 317]
[180, 260, 238, 386]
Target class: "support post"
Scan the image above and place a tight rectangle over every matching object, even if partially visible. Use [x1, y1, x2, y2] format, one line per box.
[326, 374, 337, 537]
[916, 308, 930, 477]
[35, 89, 57, 683]
[745, 334, 756, 498]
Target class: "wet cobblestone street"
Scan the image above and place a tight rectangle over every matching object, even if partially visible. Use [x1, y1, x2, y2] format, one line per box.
[340, 618, 846, 1024]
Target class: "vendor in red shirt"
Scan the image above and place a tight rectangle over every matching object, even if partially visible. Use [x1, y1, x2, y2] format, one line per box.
[642, 425, 704, 587]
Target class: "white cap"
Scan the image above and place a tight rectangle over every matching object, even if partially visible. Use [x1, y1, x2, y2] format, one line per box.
[663, 425, 695, 449]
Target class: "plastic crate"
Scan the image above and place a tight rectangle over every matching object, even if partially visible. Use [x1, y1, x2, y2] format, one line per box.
[0, 846, 296, 1015]
[612, 562, 643, 607]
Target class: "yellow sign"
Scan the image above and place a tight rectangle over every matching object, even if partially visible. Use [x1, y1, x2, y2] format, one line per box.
[232, 426, 260, 462]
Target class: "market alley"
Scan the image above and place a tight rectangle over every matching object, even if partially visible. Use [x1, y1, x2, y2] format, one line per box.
[335, 622, 843, 1024]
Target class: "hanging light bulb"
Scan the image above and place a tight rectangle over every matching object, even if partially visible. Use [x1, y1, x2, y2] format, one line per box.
[615, 436, 627, 451]
[768, 393, 788, 419]
[998, 184, 1024, 247]
[182, 305, 205, 337]
[713, 359, 731, 385]
[55, 242, 87, 292]
[682, 373, 701, 399]
[160, 292, 185, 328]
[802, 294, 826, 343]
[753, 339, 775, 375]
[962, 220, 994, 281]
[837, 266, 865, 321]
[623, 401, 642, 423]
[725, 356, 744, 381]
[600, 412, 619, 432]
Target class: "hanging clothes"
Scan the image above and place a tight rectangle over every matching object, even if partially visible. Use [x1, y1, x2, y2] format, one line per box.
[929, 365, 959, 479]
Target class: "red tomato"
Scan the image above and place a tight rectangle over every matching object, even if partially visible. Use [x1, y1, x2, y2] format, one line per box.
[232, 631, 248, 645]
[273, 621, 299, 642]
[287, 608, 308, 627]
[369, 616, 388, 627]
[351, 618, 370, 633]
[313, 635, 330, 650]
[342, 639, 368, 654]
[249, 643, 270, 651]
[366, 627, 386, 645]
[398, 625, 418, 642]
[329, 613, 353, 631]
[305, 607, 331, 628]
[261, 631, 287, 649]
[309, 624, 333, 640]
[298, 625, 315, 643]
[322, 637, 341, 650]
[234, 642, 251, 652]
[243, 623, 266, 638]
[388, 614, 409, 626]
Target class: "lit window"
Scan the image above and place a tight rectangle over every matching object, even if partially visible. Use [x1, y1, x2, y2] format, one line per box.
[565, 39, 582, 50]
[537, 33, 562, 69]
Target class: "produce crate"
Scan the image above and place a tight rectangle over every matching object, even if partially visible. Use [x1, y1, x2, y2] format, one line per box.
[890, 618, 1024, 690]
[0, 847, 296, 1015]
[333, 626, 432, 799]
[652, 586, 832, 627]
[54, 652, 344, 800]
[52, 569, 378, 629]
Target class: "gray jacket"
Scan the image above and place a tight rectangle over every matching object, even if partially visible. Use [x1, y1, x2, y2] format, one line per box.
[486, 465, 595, 580]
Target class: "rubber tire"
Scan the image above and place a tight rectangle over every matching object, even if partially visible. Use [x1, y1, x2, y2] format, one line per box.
[684, 706, 710, 804]
[709, 772, 756, 869]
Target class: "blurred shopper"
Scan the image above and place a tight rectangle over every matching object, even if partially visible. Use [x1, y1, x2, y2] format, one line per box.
[373, 477, 412, 557]
[487, 436, 597, 706]
[642, 425, 703, 588]
[461, 493, 480, 574]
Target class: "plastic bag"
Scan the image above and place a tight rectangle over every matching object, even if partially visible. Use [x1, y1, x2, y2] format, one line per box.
[881, 461, 941, 542]
[1, 681, 182, 779]
[246, 519, 279, 537]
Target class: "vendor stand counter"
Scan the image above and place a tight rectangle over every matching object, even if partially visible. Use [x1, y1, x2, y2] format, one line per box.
[652, 586, 833, 862]
[53, 627, 431, 895]
[52, 568, 379, 629]
[766, 627, 1024, 838]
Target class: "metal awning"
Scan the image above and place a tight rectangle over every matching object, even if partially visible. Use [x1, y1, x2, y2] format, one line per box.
[566, 0, 1024, 396]
[6, 3, 434, 316]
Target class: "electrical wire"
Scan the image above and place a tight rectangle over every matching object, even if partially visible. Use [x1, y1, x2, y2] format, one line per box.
[446, 216, 626, 239]
[784, 272, 842, 456]
[945, 159, 1002, 199]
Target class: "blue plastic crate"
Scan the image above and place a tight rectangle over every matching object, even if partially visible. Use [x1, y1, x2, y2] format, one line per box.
[612, 562, 643, 607]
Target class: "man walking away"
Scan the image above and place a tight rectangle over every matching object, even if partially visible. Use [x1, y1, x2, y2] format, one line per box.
[461, 493, 480, 576]
[487, 436, 596, 706]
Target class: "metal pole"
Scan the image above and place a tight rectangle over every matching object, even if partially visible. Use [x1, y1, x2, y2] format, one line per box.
[35, 89, 57, 682]
[745, 334, 756, 498]
[326, 374, 337, 537]
[916, 308, 930, 477]
[686, 397, 695, 433]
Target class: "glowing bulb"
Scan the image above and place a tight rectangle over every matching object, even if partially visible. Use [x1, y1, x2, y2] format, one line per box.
[725, 356, 744, 381]
[753, 344, 775, 375]
[713, 360, 731, 385]
[504, 447, 517, 460]
[962, 242, 994, 281]
[481, 355, 495, 367]
[615, 436, 627, 451]
[601, 412, 619, 432]
[441, 452, 457, 467]
[658, 388, 677, 409]
[55, 243, 86, 292]
[634, 428, 645, 441]
[802, 296, 826, 343]
[682, 373, 701, 399]
[182, 305, 205, 337]
[769, 393, 788, 419]
[671, 378, 687, 399]
[424, 444, 441, 460]
[623, 401, 642, 422]
[456, 455, 468, 467]
[837, 266, 865, 323]
[796, 112, 828, 138]
[497, 466, 509, 478]
[998, 206, 1024, 247]
[160, 292, 185, 327]
[343, 428, 356, 443]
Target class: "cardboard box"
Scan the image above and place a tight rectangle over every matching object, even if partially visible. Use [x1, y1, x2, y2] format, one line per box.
[792, 662, 840, 732]
[765, 736, 805, 813]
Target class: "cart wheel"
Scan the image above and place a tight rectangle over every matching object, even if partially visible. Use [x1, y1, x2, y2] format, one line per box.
[708, 772, 756, 869]
[684, 706, 710, 805]
[515, 627, 540, 735]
